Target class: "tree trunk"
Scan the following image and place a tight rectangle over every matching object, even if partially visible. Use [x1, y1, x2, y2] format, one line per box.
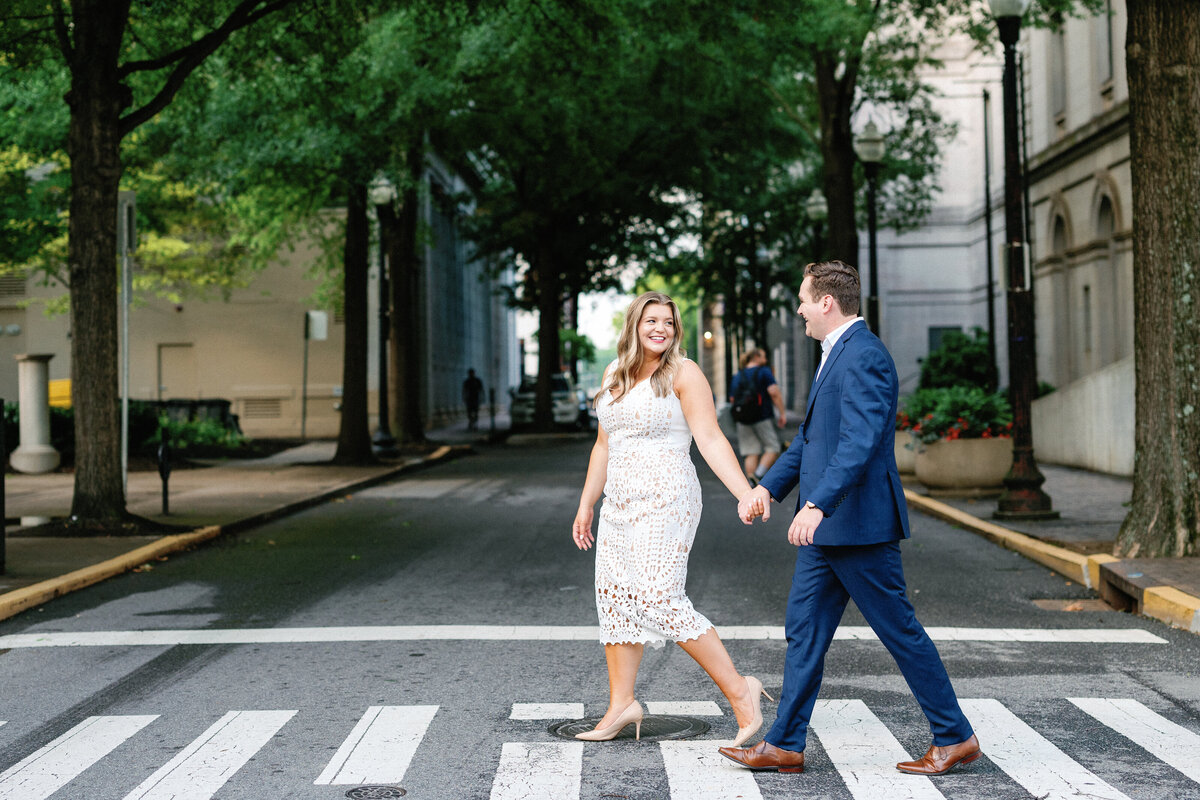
[1117, 1, 1200, 557]
[533, 241, 562, 431]
[332, 182, 376, 464]
[814, 50, 860, 267]
[66, 2, 132, 523]
[390, 147, 426, 444]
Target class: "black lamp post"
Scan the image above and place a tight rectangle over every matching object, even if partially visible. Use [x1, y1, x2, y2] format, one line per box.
[990, 0, 1057, 520]
[805, 188, 829, 385]
[854, 121, 885, 337]
[805, 188, 828, 255]
[370, 179, 400, 458]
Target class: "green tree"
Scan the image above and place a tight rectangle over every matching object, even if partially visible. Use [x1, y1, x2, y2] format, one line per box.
[1, 0, 304, 530]
[455, 0, 791, 429]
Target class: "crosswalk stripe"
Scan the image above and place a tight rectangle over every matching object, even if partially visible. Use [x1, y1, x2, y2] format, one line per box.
[122, 710, 296, 800]
[489, 742, 582, 800]
[510, 703, 584, 720]
[0, 715, 157, 800]
[0, 625, 1167, 647]
[959, 699, 1132, 800]
[314, 705, 438, 785]
[1069, 697, 1200, 784]
[659, 741, 763, 800]
[646, 701, 723, 716]
[810, 699, 944, 800]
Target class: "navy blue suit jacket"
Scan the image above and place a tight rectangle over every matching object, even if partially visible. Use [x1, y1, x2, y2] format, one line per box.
[760, 320, 910, 546]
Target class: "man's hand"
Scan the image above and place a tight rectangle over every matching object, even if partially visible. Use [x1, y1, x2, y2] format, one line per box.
[738, 485, 772, 524]
[787, 503, 823, 546]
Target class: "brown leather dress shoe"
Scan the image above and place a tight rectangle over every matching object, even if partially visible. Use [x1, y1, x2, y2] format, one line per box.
[896, 734, 981, 775]
[718, 740, 805, 773]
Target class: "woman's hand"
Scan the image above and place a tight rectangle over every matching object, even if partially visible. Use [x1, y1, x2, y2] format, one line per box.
[573, 506, 595, 550]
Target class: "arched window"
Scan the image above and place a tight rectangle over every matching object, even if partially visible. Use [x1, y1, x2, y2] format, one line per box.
[1050, 214, 1073, 383]
[1052, 215, 1069, 255]
[1095, 195, 1120, 364]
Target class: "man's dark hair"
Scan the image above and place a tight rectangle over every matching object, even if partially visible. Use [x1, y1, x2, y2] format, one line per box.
[804, 260, 861, 316]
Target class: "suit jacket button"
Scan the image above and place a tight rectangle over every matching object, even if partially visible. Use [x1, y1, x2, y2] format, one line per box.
[804, 438, 810, 444]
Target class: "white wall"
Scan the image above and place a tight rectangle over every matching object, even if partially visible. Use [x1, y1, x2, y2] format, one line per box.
[1032, 356, 1133, 475]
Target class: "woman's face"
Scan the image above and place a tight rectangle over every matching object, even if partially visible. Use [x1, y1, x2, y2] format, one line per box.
[637, 303, 675, 357]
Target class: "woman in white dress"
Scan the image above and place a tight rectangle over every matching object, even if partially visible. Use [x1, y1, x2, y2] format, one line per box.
[572, 291, 770, 744]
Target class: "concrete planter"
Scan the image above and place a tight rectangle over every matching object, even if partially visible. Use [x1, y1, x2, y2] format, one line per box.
[914, 437, 1013, 496]
[894, 431, 917, 474]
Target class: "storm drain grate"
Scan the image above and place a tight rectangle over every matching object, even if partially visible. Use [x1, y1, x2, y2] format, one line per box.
[345, 787, 406, 799]
[548, 715, 710, 742]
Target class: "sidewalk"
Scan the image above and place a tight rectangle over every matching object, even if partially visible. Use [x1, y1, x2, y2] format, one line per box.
[905, 463, 1200, 634]
[0, 418, 497, 622]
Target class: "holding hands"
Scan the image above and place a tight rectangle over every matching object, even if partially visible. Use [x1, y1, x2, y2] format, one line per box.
[738, 485, 772, 524]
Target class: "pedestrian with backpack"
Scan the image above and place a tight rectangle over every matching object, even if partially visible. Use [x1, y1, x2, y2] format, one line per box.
[729, 348, 787, 485]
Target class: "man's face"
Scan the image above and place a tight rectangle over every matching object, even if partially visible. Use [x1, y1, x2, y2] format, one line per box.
[796, 277, 826, 341]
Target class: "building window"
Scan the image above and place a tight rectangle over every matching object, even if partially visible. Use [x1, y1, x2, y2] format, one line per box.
[927, 326, 962, 355]
[1082, 285, 1092, 354]
[1049, 26, 1067, 126]
[1094, 0, 1114, 87]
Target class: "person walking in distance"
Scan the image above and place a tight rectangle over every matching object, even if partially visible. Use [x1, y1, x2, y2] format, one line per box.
[728, 348, 787, 485]
[722, 260, 979, 776]
[571, 291, 770, 744]
[462, 368, 484, 431]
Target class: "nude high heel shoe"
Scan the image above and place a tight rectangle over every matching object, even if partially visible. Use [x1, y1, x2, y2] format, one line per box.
[575, 700, 644, 741]
[731, 676, 773, 747]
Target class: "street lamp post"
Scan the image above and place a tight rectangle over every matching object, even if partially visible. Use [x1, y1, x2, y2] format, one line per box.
[805, 188, 828, 256]
[370, 179, 399, 459]
[805, 188, 829, 385]
[989, 0, 1057, 520]
[854, 121, 885, 337]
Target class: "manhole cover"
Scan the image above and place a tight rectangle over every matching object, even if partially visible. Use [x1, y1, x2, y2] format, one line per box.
[345, 787, 406, 799]
[548, 715, 709, 741]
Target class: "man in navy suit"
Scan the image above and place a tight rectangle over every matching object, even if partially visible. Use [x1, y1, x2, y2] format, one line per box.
[719, 260, 979, 776]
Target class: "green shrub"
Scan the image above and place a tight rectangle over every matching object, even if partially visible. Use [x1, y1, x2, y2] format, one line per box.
[145, 417, 245, 451]
[900, 386, 1012, 444]
[2, 401, 242, 460]
[919, 327, 995, 390]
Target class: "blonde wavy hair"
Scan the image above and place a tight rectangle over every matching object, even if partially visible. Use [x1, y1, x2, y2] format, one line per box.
[600, 291, 686, 405]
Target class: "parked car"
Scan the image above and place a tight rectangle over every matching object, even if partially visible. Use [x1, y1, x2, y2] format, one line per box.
[510, 373, 592, 430]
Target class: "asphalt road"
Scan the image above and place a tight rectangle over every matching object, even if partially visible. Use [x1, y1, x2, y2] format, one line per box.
[0, 437, 1198, 800]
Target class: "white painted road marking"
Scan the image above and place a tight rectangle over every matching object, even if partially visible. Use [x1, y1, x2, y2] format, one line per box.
[510, 703, 584, 720]
[660, 741, 763, 800]
[314, 705, 438, 785]
[0, 715, 157, 800]
[960, 698, 1132, 800]
[489, 742, 582, 800]
[646, 701, 723, 716]
[811, 699, 944, 800]
[1069, 697, 1200, 784]
[0, 625, 1167, 648]
[122, 710, 296, 800]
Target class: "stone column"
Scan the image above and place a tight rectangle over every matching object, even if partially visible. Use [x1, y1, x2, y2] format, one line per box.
[10, 354, 61, 474]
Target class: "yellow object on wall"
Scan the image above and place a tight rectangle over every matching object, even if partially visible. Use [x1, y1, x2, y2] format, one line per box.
[48, 378, 71, 408]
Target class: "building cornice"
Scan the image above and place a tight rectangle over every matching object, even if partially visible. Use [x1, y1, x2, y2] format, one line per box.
[1028, 101, 1129, 183]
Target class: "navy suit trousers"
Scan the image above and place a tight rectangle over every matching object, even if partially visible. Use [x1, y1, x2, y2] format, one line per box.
[765, 541, 974, 752]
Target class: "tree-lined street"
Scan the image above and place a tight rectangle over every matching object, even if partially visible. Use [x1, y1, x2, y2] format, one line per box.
[0, 440, 1196, 798]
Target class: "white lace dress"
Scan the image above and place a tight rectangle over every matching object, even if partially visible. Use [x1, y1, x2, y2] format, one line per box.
[594, 370, 713, 648]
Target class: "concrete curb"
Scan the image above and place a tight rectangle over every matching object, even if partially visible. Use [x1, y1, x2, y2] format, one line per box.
[904, 490, 1117, 590]
[906, 489, 1200, 634]
[0, 444, 466, 623]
